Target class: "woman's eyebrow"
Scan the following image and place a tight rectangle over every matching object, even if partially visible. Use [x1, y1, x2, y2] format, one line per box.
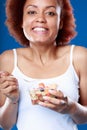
[25, 5, 37, 9]
[45, 6, 56, 9]
[25, 5, 56, 9]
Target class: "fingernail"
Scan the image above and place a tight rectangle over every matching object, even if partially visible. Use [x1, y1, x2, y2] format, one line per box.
[60, 100, 66, 105]
[43, 96, 49, 100]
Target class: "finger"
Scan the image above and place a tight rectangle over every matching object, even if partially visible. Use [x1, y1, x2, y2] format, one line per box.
[0, 79, 18, 89]
[49, 89, 64, 99]
[38, 100, 65, 110]
[38, 100, 55, 108]
[0, 76, 18, 87]
[0, 85, 18, 94]
[43, 96, 56, 103]
[4, 76, 17, 82]
[43, 96, 65, 105]
[0, 77, 6, 84]
[0, 71, 10, 77]
[0, 75, 17, 84]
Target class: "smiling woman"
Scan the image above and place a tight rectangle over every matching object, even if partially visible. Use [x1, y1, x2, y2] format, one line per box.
[22, 0, 62, 45]
[0, 0, 87, 130]
[5, 0, 76, 46]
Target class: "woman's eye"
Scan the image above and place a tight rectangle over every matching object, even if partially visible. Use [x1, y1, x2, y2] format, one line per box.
[46, 12, 56, 16]
[27, 11, 37, 15]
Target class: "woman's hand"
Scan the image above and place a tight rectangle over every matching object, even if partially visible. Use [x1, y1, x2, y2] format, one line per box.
[0, 71, 20, 104]
[38, 89, 75, 114]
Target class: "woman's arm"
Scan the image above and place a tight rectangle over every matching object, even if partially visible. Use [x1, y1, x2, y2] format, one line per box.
[0, 51, 20, 130]
[38, 46, 87, 124]
[0, 96, 18, 130]
[69, 46, 87, 124]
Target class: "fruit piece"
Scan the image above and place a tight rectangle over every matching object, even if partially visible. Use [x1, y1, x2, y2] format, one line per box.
[38, 83, 45, 88]
[29, 83, 57, 105]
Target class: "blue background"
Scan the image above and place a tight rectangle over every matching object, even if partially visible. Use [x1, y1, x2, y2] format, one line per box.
[0, 0, 87, 130]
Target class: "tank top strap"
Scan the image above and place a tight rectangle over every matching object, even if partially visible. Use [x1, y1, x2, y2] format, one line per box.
[70, 45, 75, 65]
[13, 49, 17, 68]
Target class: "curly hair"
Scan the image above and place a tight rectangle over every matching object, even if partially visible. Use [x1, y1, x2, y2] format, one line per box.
[5, 0, 77, 46]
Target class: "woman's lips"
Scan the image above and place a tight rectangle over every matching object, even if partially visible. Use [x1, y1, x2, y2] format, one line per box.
[32, 27, 48, 34]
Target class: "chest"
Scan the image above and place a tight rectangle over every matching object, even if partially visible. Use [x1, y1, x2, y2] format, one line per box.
[17, 56, 69, 79]
[13, 67, 79, 108]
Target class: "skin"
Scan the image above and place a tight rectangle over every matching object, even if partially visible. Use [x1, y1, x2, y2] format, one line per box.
[0, 0, 87, 129]
[22, 0, 61, 45]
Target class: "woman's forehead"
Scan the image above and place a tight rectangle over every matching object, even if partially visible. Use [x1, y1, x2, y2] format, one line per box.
[24, 0, 61, 7]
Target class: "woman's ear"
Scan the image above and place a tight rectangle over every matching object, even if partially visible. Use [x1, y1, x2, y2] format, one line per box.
[21, 23, 23, 28]
[21, 21, 23, 28]
[59, 20, 63, 30]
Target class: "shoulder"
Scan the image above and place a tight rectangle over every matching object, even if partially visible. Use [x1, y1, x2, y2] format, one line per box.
[74, 45, 87, 64]
[73, 46, 87, 105]
[0, 47, 30, 73]
[74, 45, 87, 57]
[0, 50, 14, 73]
[73, 45, 87, 77]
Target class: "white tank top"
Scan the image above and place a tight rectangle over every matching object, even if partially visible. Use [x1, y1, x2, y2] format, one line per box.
[12, 45, 79, 130]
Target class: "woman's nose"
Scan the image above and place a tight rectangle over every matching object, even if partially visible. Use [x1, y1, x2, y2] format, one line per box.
[36, 13, 47, 23]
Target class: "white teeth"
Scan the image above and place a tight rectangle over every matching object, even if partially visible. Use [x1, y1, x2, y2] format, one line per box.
[33, 27, 46, 31]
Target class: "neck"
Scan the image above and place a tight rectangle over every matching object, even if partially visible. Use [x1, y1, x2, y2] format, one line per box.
[30, 42, 57, 66]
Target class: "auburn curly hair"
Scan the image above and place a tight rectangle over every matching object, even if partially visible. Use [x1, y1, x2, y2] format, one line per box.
[5, 0, 77, 46]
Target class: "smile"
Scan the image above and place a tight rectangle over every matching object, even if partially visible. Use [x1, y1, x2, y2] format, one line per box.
[33, 27, 48, 32]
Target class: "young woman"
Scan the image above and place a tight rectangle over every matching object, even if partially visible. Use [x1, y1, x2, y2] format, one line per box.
[0, 0, 87, 130]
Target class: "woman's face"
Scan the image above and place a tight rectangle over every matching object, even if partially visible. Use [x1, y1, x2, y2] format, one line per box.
[22, 0, 61, 45]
